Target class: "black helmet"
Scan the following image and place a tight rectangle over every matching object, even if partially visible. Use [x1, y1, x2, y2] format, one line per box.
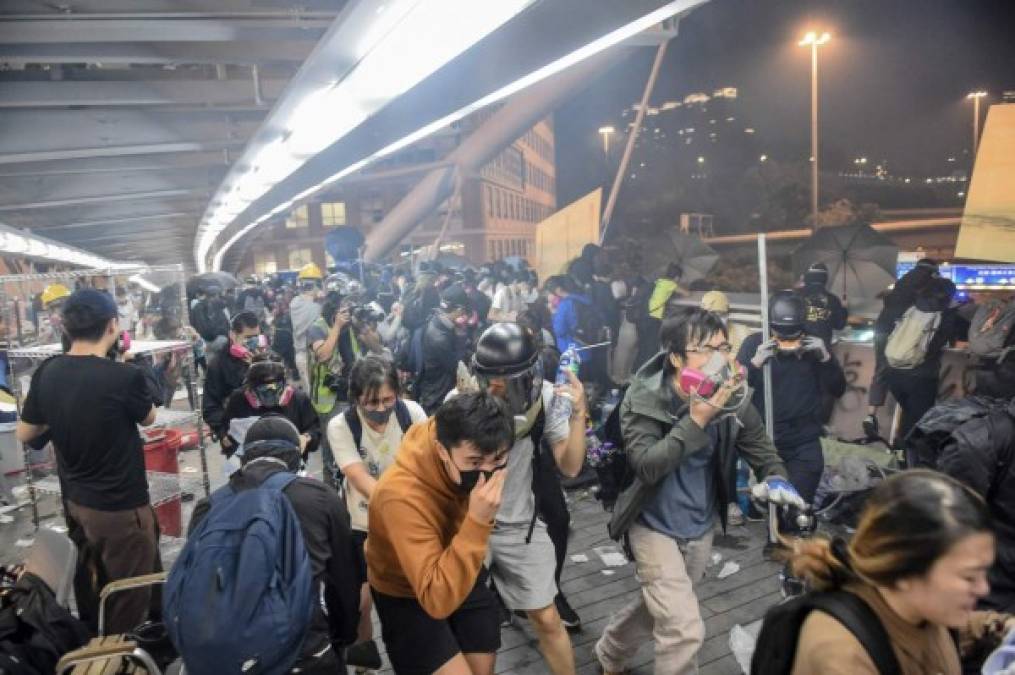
[769, 290, 805, 338]
[242, 414, 302, 472]
[244, 356, 290, 409]
[245, 357, 286, 388]
[472, 323, 542, 416]
[803, 262, 828, 287]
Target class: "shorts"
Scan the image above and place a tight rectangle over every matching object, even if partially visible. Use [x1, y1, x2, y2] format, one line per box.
[372, 571, 500, 675]
[351, 529, 368, 586]
[487, 522, 557, 611]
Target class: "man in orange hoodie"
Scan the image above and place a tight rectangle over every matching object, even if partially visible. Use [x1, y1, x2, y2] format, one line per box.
[367, 392, 514, 675]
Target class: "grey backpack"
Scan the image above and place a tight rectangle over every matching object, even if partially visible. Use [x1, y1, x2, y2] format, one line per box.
[969, 299, 1015, 361]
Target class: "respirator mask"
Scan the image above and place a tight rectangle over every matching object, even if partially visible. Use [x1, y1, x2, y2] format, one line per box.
[677, 351, 748, 419]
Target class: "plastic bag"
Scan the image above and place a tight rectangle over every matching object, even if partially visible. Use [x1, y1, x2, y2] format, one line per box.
[982, 627, 1015, 674]
[729, 620, 762, 674]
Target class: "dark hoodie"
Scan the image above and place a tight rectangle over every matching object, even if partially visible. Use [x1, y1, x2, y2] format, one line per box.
[188, 461, 360, 660]
[366, 419, 492, 619]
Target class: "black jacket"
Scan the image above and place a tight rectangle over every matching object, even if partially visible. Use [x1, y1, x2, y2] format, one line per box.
[934, 399, 1015, 611]
[222, 389, 322, 456]
[189, 462, 360, 660]
[190, 299, 230, 343]
[738, 332, 847, 445]
[801, 284, 847, 347]
[417, 312, 465, 414]
[202, 351, 249, 438]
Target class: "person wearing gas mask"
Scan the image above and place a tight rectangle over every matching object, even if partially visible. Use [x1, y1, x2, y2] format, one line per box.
[222, 354, 320, 475]
[366, 392, 514, 675]
[17, 288, 159, 634]
[454, 323, 587, 672]
[736, 291, 846, 505]
[597, 307, 797, 675]
[291, 263, 325, 387]
[416, 284, 474, 415]
[202, 311, 266, 455]
[327, 356, 428, 671]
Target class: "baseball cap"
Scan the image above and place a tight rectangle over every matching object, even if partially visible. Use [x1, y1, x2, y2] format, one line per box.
[64, 288, 118, 321]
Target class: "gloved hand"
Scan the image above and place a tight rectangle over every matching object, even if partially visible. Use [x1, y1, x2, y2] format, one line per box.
[750, 338, 778, 369]
[751, 476, 806, 510]
[801, 336, 831, 362]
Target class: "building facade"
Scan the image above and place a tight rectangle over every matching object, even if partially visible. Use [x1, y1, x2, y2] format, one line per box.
[237, 109, 557, 275]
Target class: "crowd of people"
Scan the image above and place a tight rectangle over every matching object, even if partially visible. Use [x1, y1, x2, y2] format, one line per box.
[11, 245, 1015, 675]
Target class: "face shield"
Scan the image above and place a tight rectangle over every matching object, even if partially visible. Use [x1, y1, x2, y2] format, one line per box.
[477, 360, 544, 417]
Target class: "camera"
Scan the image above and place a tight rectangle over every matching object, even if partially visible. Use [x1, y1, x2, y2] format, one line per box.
[347, 304, 385, 326]
[322, 372, 349, 394]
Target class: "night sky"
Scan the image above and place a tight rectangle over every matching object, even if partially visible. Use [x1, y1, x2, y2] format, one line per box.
[556, 0, 1015, 205]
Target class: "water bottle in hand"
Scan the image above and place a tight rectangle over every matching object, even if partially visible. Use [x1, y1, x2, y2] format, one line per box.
[553, 344, 581, 417]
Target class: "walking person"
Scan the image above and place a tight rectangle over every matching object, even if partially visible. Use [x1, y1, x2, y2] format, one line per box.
[595, 307, 799, 675]
[367, 392, 514, 675]
[328, 356, 427, 670]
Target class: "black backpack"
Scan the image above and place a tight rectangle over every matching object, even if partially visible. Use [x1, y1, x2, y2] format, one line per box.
[750, 590, 899, 675]
[344, 400, 415, 456]
[573, 299, 606, 345]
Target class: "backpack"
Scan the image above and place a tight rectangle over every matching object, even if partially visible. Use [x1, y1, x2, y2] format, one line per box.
[884, 306, 941, 369]
[344, 400, 414, 457]
[573, 299, 606, 345]
[969, 299, 1015, 361]
[595, 387, 634, 510]
[164, 470, 315, 675]
[750, 590, 900, 675]
[904, 396, 1009, 470]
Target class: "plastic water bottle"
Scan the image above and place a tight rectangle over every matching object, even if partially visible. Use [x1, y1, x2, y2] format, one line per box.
[736, 460, 751, 515]
[554, 344, 581, 417]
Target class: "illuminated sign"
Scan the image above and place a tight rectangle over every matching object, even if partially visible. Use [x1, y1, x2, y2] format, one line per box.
[896, 262, 1015, 290]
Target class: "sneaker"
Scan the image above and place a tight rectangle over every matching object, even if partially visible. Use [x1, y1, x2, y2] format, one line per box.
[727, 503, 744, 527]
[555, 593, 581, 630]
[346, 639, 382, 670]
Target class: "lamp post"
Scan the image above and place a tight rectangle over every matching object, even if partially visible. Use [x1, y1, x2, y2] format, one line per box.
[799, 30, 831, 222]
[598, 125, 616, 156]
[967, 90, 988, 156]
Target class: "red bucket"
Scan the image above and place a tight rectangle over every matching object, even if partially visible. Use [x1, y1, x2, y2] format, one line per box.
[144, 428, 183, 537]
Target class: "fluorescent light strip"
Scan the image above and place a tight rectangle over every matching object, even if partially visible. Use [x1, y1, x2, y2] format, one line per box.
[198, 0, 534, 271]
[203, 0, 697, 270]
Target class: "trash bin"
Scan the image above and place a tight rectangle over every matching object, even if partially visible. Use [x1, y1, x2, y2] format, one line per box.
[143, 428, 183, 537]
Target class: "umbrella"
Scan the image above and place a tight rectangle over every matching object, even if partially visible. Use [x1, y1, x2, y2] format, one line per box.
[642, 230, 720, 284]
[186, 271, 238, 297]
[793, 224, 898, 300]
[422, 252, 474, 272]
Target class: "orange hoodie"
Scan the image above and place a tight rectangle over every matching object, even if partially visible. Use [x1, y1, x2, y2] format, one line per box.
[366, 419, 493, 619]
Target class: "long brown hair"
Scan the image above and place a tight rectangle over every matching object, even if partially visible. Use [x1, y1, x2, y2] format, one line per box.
[790, 470, 992, 591]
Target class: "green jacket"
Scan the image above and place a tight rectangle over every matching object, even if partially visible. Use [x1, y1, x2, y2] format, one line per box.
[607, 352, 788, 540]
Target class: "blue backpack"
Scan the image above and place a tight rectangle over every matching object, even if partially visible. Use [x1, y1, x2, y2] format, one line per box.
[163, 471, 315, 675]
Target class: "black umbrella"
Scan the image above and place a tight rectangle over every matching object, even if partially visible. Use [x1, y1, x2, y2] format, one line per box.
[642, 231, 720, 284]
[186, 271, 238, 297]
[793, 224, 898, 300]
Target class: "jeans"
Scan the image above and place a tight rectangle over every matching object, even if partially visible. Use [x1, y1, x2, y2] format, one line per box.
[596, 523, 714, 675]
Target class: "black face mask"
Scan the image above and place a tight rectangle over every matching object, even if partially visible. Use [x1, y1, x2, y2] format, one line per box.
[456, 468, 497, 494]
[361, 405, 394, 426]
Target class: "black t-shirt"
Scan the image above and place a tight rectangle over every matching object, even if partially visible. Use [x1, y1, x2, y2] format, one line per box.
[21, 355, 153, 511]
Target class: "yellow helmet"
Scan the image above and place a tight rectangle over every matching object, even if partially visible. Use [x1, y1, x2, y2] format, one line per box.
[297, 262, 323, 281]
[41, 283, 71, 308]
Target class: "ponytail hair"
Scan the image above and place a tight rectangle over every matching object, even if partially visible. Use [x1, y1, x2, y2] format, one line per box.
[789, 470, 991, 591]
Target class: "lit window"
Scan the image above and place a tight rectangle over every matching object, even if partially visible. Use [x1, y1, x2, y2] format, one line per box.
[288, 247, 313, 269]
[285, 205, 309, 229]
[321, 202, 347, 227]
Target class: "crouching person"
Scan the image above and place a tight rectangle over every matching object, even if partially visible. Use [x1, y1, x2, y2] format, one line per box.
[595, 307, 799, 675]
[367, 392, 514, 675]
[165, 415, 360, 674]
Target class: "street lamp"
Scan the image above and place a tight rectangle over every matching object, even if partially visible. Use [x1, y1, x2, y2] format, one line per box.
[799, 30, 831, 222]
[598, 125, 616, 156]
[967, 90, 988, 155]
